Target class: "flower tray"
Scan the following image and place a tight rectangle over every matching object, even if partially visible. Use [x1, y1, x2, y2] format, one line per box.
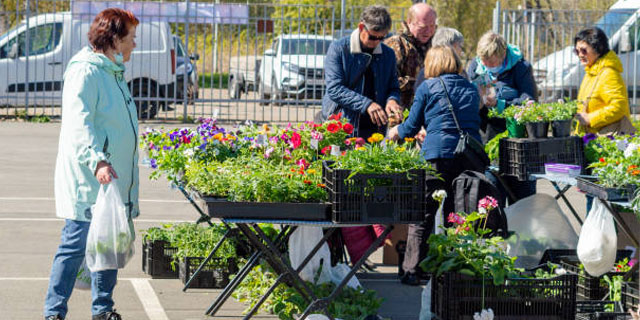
[499, 136, 584, 181]
[142, 239, 178, 279]
[202, 197, 331, 221]
[179, 256, 237, 289]
[560, 261, 637, 301]
[576, 177, 634, 201]
[431, 272, 577, 320]
[322, 161, 427, 224]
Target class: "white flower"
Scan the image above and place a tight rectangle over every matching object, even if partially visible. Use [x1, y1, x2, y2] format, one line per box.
[432, 190, 447, 202]
[624, 143, 639, 158]
[183, 148, 194, 157]
[617, 139, 629, 152]
[555, 267, 567, 275]
[473, 308, 495, 320]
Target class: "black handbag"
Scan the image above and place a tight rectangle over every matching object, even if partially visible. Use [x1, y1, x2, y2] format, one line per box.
[438, 77, 489, 172]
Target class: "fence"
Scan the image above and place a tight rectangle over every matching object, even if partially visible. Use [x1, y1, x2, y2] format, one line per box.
[494, 2, 640, 114]
[1, 1, 638, 123]
[0, 0, 411, 123]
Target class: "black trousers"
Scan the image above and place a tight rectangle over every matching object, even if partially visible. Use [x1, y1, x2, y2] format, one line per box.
[402, 158, 465, 275]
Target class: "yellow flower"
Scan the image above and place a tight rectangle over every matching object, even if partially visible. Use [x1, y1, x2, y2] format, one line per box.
[307, 169, 317, 174]
[370, 133, 384, 143]
[356, 147, 366, 151]
[213, 133, 224, 141]
[225, 134, 236, 141]
[263, 124, 270, 132]
[395, 147, 406, 152]
[404, 137, 415, 143]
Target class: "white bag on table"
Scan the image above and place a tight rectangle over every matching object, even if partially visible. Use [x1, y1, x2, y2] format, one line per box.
[86, 181, 135, 272]
[577, 199, 617, 277]
[288, 226, 332, 284]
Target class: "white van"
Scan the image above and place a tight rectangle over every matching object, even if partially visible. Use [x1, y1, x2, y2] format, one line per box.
[0, 12, 176, 118]
[533, 0, 640, 102]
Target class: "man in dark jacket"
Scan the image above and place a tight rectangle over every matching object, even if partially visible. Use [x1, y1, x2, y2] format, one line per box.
[384, 3, 436, 111]
[321, 5, 402, 139]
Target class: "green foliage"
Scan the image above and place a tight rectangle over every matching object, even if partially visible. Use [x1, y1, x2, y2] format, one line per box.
[232, 259, 383, 320]
[485, 130, 507, 163]
[168, 223, 237, 270]
[198, 72, 229, 89]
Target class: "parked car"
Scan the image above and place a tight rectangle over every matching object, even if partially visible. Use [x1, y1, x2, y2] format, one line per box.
[228, 55, 261, 100]
[0, 12, 176, 119]
[533, 0, 640, 102]
[257, 34, 334, 105]
[170, 35, 199, 104]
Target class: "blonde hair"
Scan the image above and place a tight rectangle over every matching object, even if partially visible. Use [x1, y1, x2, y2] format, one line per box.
[423, 45, 462, 79]
[476, 31, 507, 60]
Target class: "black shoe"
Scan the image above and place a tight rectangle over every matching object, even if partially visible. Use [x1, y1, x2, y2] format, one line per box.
[92, 310, 122, 320]
[45, 315, 63, 320]
[400, 272, 420, 286]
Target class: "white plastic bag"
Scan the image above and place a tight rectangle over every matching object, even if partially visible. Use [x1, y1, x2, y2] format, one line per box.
[577, 199, 617, 277]
[74, 258, 91, 290]
[86, 181, 135, 272]
[329, 263, 361, 289]
[288, 227, 332, 284]
[419, 279, 432, 320]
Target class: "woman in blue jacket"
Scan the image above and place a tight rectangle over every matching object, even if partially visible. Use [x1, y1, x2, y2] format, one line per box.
[44, 8, 140, 320]
[388, 45, 481, 285]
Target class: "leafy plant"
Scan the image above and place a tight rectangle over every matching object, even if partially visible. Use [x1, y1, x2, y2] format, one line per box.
[547, 100, 578, 121]
[485, 131, 507, 163]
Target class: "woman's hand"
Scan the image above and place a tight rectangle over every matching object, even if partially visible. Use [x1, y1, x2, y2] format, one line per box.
[95, 161, 118, 184]
[415, 128, 426, 143]
[576, 112, 591, 127]
[387, 125, 400, 141]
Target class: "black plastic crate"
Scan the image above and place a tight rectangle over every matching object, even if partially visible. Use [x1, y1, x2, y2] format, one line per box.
[322, 161, 427, 224]
[203, 197, 330, 221]
[576, 298, 637, 320]
[431, 272, 577, 319]
[560, 261, 634, 300]
[576, 177, 635, 201]
[142, 239, 178, 279]
[539, 249, 633, 266]
[179, 256, 237, 289]
[499, 137, 584, 181]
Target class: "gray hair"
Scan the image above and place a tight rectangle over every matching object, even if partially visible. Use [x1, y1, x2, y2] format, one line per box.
[360, 5, 392, 32]
[432, 27, 464, 48]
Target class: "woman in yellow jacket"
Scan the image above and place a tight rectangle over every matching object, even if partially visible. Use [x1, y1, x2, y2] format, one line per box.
[574, 27, 633, 134]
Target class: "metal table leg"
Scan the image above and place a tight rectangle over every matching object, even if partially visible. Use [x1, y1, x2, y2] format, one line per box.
[205, 225, 292, 316]
[551, 181, 583, 225]
[299, 225, 394, 318]
[176, 184, 213, 226]
[183, 226, 234, 291]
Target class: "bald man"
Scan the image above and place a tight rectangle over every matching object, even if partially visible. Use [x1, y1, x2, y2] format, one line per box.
[384, 3, 437, 111]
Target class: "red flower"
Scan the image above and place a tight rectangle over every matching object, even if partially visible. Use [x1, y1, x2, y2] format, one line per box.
[317, 183, 326, 188]
[329, 112, 343, 121]
[343, 123, 354, 134]
[599, 157, 605, 163]
[290, 132, 302, 149]
[326, 123, 341, 133]
[321, 146, 332, 155]
[341, 151, 346, 156]
[303, 180, 312, 185]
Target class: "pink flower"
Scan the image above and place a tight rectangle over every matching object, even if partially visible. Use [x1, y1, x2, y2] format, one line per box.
[264, 147, 274, 159]
[630, 259, 638, 268]
[355, 137, 365, 148]
[311, 131, 324, 141]
[296, 158, 309, 170]
[478, 196, 498, 212]
[447, 212, 465, 225]
[290, 132, 301, 149]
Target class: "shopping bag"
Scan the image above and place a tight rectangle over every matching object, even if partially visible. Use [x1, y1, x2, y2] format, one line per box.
[86, 181, 135, 272]
[74, 258, 91, 290]
[288, 226, 332, 284]
[329, 263, 361, 289]
[577, 199, 617, 277]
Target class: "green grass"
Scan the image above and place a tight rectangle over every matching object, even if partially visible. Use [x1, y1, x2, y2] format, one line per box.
[198, 72, 229, 89]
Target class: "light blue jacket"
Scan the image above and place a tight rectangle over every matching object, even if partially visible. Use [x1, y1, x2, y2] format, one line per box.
[54, 47, 140, 221]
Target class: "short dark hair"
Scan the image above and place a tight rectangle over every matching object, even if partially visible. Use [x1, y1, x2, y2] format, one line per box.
[88, 8, 139, 52]
[574, 27, 609, 57]
[360, 5, 392, 32]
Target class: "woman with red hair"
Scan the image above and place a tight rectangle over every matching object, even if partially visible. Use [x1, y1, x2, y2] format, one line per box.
[44, 8, 139, 320]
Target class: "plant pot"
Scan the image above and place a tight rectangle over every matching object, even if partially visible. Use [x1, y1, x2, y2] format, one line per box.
[551, 120, 572, 137]
[506, 118, 526, 138]
[525, 121, 549, 138]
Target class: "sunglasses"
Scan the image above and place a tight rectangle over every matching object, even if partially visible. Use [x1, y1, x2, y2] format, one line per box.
[364, 28, 386, 41]
[574, 47, 588, 56]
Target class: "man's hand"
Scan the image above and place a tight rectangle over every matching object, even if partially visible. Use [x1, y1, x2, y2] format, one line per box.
[95, 161, 118, 184]
[385, 99, 403, 124]
[387, 125, 400, 141]
[367, 102, 388, 127]
[576, 112, 591, 127]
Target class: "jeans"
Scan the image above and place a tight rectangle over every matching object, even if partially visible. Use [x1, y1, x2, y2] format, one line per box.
[44, 219, 118, 319]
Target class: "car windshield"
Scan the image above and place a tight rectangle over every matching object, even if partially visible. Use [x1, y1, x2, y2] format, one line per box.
[281, 39, 332, 55]
[174, 37, 185, 57]
[0, 22, 25, 43]
[594, 9, 635, 39]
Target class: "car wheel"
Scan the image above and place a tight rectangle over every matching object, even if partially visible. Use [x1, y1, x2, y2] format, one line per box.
[271, 75, 281, 106]
[228, 76, 242, 100]
[258, 77, 269, 106]
[131, 80, 158, 120]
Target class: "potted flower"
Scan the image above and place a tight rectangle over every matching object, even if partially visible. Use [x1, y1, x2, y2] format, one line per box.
[548, 100, 578, 137]
[488, 105, 526, 138]
[518, 101, 550, 138]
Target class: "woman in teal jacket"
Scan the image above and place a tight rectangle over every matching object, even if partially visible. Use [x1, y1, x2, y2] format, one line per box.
[44, 8, 139, 320]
